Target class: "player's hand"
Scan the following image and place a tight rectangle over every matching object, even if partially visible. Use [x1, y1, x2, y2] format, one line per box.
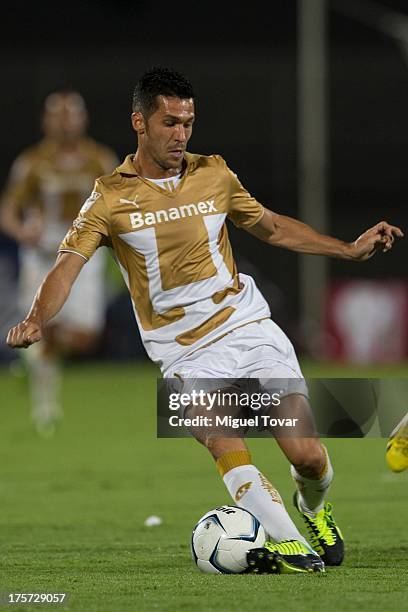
[348, 221, 404, 261]
[6, 319, 42, 348]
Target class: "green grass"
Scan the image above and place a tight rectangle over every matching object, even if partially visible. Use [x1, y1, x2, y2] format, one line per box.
[0, 361, 407, 611]
[301, 359, 408, 378]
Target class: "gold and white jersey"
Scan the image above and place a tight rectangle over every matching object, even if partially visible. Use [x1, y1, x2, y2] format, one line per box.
[3, 137, 118, 253]
[59, 153, 271, 370]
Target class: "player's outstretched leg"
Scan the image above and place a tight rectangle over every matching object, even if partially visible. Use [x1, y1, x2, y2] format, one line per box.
[216, 446, 308, 543]
[279, 438, 344, 566]
[213, 443, 324, 574]
[386, 412, 408, 473]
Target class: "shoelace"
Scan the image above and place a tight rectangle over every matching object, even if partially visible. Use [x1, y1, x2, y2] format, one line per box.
[265, 539, 309, 556]
[306, 505, 337, 547]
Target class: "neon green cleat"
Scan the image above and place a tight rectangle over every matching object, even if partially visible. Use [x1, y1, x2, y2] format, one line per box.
[293, 493, 344, 566]
[246, 539, 325, 574]
[386, 413, 408, 473]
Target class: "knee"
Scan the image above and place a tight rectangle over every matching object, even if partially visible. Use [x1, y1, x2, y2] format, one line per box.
[202, 437, 231, 460]
[291, 444, 326, 479]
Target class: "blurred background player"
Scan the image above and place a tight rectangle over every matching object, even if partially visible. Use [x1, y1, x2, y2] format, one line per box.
[0, 90, 118, 435]
[386, 412, 408, 472]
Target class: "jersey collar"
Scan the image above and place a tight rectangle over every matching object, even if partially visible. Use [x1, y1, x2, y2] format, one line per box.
[115, 152, 199, 177]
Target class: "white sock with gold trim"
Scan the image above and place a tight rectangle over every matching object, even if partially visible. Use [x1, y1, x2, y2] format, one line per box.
[216, 451, 308, 544]
[290, 448, 334, 515]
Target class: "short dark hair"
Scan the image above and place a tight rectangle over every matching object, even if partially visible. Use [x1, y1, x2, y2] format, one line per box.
[132, 66, 194, 116]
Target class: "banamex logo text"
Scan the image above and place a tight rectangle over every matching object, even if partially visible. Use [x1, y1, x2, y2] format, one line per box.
[129, 200, 217, 229]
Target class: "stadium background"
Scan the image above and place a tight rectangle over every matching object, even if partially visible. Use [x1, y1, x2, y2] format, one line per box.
[0, 2, 407, 611]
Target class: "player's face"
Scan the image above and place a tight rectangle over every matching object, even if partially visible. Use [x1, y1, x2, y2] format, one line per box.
[134, 95, 195, 171]
[42, 92, 88, 142]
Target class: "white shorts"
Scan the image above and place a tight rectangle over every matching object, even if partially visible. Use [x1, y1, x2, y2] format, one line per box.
[163, 318, 307, 396]
[19, 248, 106, 333]
[164, 319, 303, 378]
[163, 319, 309, 412]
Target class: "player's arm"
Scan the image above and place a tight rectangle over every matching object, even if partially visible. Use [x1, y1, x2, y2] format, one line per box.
[0, 195, 43, 246]
[0, 153, 43, 246]
[247, 208, 403, 261]
[6, 252, 86, 348]
[0, 196, 21, 239]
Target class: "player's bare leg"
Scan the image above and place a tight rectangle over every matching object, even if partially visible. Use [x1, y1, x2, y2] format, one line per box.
[185, 401, 313, 546]
[185, 404, 324, 574]
[24, 339, 62, 437]
[206, 436, 311, 545]
[272, 394, 344, 566]
[25, 323, 99, 436]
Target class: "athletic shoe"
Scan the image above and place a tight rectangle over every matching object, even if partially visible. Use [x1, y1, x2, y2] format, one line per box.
[386, 413, 408, 473]
[246, 539, 325, 574]
[293, 492, 344, 566]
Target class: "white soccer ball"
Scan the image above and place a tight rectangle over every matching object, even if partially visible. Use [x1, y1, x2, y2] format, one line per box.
[191, 505, 265, 574]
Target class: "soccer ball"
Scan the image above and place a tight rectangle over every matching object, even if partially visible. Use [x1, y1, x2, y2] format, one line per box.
[191, 505, 265, 574]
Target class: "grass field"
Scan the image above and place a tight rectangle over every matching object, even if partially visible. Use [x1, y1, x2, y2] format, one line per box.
[1, 360, 407, 611]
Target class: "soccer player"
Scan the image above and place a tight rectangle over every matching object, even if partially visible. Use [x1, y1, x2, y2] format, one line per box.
[386, 412, 408, 472]
[1, 90, 118, 435]
[6, 68, 403, 572]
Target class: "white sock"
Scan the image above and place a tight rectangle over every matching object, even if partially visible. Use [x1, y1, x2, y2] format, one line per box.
[291, 450, 334, 515]
[25, 344, 62, 424]
[223, 464, 308, 545]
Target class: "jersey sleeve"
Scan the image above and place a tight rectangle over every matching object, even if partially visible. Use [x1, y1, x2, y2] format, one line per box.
[58, 182, 111, 260]
[223, 161, 264, 228]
